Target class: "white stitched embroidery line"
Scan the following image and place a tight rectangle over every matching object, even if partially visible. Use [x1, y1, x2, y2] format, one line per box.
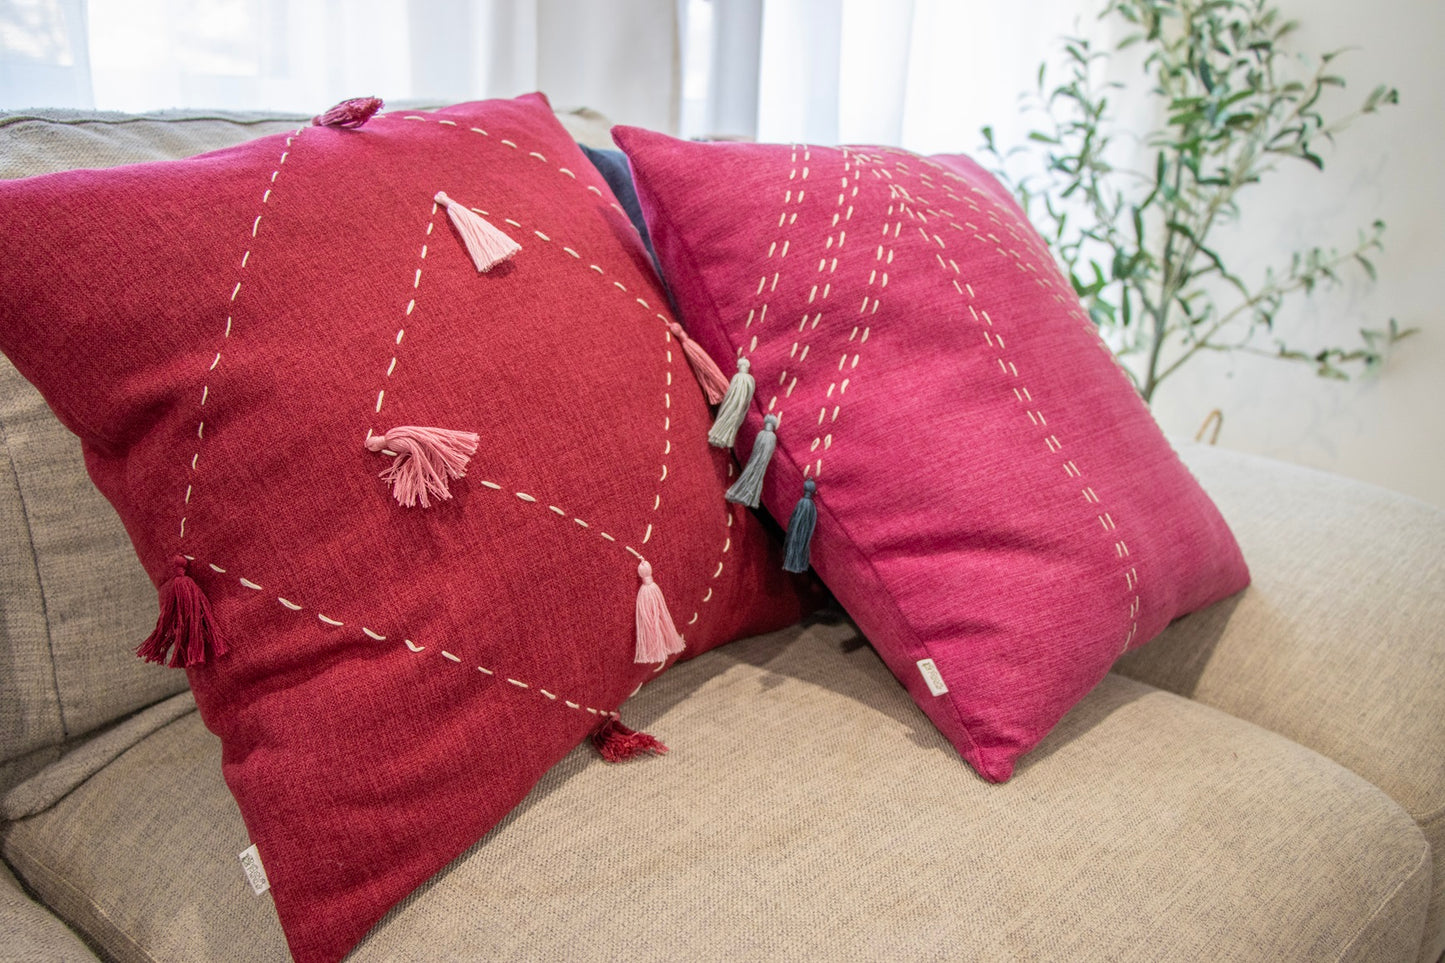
[474, 479, 651, 565]
[685, 502, 736, 630]
[766, 147, 882, 480]
[887, 187, 1142, 654]
[181, 127, 307, 540]
[400, 114, 628, 220]
[460, 204, 678, 537]
[190, 555, 622, 719]
[371, 200, 441, 422]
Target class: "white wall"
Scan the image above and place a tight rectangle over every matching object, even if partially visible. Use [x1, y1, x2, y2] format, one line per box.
[752, 0, 1442, 507]
[1144, 0, 1445, 509]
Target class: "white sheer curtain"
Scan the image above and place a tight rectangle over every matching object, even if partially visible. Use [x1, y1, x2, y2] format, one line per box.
[749, 0, 1123, 153]
[4, 0, 1112, 153]
[0, 0, 681, 132]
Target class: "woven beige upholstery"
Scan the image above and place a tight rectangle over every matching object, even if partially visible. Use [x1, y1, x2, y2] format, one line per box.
[1119, 442, 1445, 961]
[4, 620, 1429, 963]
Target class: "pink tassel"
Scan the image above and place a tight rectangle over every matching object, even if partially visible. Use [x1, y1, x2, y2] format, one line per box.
[434, 191, 521, 272]
[366, 426, 480, 508]
[592, 717, 668, 762]
[312, 97, 384, 129]
[137, 556, 229, 667]
[634, 560, 685, 663]
[668, 322, 729, 404]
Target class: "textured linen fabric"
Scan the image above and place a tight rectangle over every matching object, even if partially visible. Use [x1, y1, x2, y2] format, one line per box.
[1, 692, 196, 820]
[580, 144, 660, 271]
[2, 618, 1430, 963]
[0, 860, 100, 963]
[0, 110, 308, 179]
[614, 128, 1250, 782]
[0, 95, 811, 962]
[0, 357, 181, 793]
[1117, 442, 1445, 963]
[0, 109, 316, 794]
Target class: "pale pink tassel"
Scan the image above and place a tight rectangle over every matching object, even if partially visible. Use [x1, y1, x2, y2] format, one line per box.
[634, 560, 685, 663]
[366, 426, 480, 508]
[313, 97, 384, 129]
[669, 321, 729, 404]
[434, 191, 521, 272]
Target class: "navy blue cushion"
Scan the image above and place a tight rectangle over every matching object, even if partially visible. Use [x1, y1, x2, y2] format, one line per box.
[580, 144, 660, 272]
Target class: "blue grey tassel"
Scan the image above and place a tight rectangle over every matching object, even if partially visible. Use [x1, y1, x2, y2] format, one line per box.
[782, 480, 817, 573]
[708, 358, 755, 449]
[725, 415, 778, 508]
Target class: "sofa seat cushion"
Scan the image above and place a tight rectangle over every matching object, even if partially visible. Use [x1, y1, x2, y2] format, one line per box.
[1116, 441, 1445, 962]
[4, 619, 1429, 963]
[0, 860, 99, 963]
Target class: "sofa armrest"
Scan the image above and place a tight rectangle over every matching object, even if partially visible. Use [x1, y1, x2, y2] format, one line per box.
[0, 859, 99, 962]
[1115, 441, 1445, 961]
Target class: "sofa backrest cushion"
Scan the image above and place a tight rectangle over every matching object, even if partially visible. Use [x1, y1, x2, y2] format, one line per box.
[0, 110, 310, 792]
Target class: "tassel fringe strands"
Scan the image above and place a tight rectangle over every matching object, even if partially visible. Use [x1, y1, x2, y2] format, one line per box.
[312, 97, 384, 129]
[434, 191, 521, 272]
[725, 415, 778, 508]
[708, 358, 755, 448]
[783, 480, 817, 574]
[634, 560, 685, 663]
[366, 426, 480, 508]
[137, 555, 229, 667]
[668, 322, 729, 404]
[592, 718, 668, 762]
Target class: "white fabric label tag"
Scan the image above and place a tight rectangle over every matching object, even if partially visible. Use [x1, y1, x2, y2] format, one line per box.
[239, 844, 271, 896]
[916, 658, 949, 696]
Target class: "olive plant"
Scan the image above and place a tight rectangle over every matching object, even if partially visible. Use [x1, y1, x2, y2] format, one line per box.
[982, 0, 1409, 403]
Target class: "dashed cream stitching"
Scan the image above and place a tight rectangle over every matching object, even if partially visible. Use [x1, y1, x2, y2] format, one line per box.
[372, 199, 441, 421]
[685, 504, 737, 629]
[474, 478, 649, 565]
[459, 204, 677, 528]
[181, 127, 306, 539]
[765, 147, 884, 480]
[187, 554, 622, 719]
[886, 183, 1142, 653]
[400, 114, 627, 218]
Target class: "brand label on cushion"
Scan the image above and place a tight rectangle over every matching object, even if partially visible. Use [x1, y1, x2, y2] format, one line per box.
[239, 844, 271, 896]
[916, 659, 949, 697]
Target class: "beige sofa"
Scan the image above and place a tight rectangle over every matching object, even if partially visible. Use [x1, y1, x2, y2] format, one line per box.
[1, 109, 1442, 963]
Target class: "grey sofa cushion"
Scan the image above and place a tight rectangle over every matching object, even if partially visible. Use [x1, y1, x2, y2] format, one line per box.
[3, 619, 1429, 962]
[0, 109, 313, 792]
[0, 358, 183, 793]
[0, 859, 99, 963]
[1117, 441, 1445, 962]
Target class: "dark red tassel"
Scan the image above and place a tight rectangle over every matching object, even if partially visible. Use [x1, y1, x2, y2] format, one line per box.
[136, 555, 229, 668]
[591, 718, 668, 762]
[312, 96, 384, 129]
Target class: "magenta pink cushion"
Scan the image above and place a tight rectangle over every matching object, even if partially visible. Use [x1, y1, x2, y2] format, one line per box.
[0, 97, 812, 962]
[614, 128, 1250, 782]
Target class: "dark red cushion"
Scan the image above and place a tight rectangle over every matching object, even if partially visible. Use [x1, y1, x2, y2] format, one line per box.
[614, 127, 1249, 783]
[0, 96, 811, 962]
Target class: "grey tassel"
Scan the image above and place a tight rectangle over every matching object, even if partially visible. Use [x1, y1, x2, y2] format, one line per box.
[782, 480, 817, 573]
[725, 415, 778, 508]
[708, 358, 755, 449]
